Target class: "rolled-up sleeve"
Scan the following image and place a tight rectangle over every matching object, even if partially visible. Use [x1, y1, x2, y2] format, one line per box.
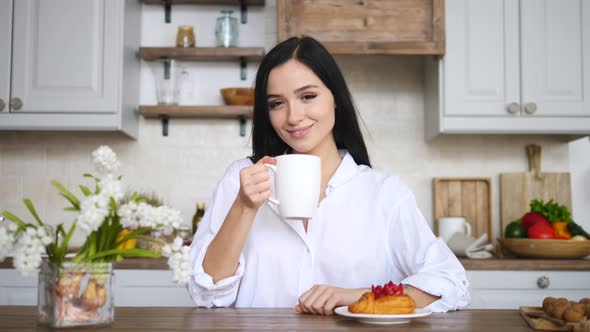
[389, 192, 471, 312]
[188, 160, 249, 307]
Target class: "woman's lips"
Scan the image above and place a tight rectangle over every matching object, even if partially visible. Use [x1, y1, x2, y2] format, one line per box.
[286, 124, 312, 139]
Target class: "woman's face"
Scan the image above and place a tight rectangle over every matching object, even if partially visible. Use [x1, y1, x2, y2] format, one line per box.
[266, 59, 336, 156]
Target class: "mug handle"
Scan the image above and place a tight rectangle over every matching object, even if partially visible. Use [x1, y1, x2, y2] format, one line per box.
[264, 164, 279, 205]
[463, 221, 472, 237]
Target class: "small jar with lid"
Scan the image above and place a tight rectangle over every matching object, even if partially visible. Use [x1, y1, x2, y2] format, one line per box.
[215, 10, 238, 47]
[176, 25, 195, 48]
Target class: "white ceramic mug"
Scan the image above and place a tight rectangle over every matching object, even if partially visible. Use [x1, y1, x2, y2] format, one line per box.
[438, 216, 472, 243]
[265, 154, 321, 220]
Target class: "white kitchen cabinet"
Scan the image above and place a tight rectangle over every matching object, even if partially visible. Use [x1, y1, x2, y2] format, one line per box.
[0, 0, 141, 138]
[425, 0, 590, 139]
[0, 269, 194, 307]
[467, 270, 590, 309]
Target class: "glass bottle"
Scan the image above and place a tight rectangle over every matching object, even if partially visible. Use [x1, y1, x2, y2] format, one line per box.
[176, 25, 195, 48]
[215, 10, 238, 47]
[192, 202, 206, 234]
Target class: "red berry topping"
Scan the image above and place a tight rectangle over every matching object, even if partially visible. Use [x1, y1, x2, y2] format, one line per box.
[371, 281, 404, 299]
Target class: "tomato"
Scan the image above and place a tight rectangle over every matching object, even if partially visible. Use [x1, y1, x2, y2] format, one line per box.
[527, 222, 555, 239]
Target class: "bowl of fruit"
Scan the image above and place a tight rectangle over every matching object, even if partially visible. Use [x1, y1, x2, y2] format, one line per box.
[499, 199, 590, 259]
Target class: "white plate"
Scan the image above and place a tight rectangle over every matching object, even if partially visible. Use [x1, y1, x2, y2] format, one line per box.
[334, 307, 432, 325]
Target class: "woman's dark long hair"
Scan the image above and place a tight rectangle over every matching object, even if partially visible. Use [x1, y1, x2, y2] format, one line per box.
[250, 36, 371, 167]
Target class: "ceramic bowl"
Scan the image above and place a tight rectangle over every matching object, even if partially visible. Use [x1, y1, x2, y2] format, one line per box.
[220, 88, 254, 106]
[498, 238, 590, 259]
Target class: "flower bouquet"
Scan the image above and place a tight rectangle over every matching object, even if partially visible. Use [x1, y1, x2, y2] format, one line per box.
[0, 146, 192, 328]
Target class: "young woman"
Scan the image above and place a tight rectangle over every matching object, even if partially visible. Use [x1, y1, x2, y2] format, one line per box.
[189, 36, 470, 315]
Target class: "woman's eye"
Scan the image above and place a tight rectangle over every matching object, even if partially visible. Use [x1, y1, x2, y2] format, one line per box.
[302, 94, 317, 101]
[268, 100, 283, 109]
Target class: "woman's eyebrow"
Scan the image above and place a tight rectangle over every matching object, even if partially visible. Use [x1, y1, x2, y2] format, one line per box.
[267, 85, 319, 99]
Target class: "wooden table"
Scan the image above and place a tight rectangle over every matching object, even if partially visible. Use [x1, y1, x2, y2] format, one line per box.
[0, 306, 534, 331]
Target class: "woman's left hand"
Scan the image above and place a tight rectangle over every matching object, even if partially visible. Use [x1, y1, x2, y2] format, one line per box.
[294, 285, 368, 315]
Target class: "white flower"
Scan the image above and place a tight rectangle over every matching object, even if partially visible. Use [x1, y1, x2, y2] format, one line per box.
[162, 237, 191, 284]
[154, 206, 183, 236]
[136, 203, 157, 228]
[77, 195, 110, 235]
[13, 226, 53, 276]
[0, 221, 17, 261]
[92, 146, 121, 174]
[99, 174, 124, 204]
[118, 201, 140, 229]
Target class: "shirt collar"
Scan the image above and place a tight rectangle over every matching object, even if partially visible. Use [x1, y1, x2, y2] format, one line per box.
[327, 150, 360, 190]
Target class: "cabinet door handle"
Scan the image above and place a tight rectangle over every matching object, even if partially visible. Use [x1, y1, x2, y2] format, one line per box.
[506, 102, 520, 114]
[10, 97, 23, 111]
[524, 102, 537, 114]
[537, 276, 550, 289]
[0, 98, 5, 111]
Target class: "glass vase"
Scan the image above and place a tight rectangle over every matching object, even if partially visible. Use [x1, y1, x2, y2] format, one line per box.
[38, 261, 114, 328]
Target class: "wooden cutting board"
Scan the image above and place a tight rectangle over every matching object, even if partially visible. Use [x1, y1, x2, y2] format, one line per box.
[433, 177, 493, 240]
[519, 306, 576, 331]
[500, 144, 572, 234]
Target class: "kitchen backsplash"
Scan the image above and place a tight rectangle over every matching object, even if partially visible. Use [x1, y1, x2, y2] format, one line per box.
[0, 1, 578, 245]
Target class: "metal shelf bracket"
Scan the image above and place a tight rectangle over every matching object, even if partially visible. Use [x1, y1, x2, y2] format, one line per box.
[164, 0, 172, 23]
[161, 115, 170, 136]
[240, 0, 248, 23]
[239, 116, 246, 137]
[240, 57, 247, 80]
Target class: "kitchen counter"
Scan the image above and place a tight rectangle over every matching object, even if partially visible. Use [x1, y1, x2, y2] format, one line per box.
[2, 257, 589, 270]
[0, 306, 537, 331]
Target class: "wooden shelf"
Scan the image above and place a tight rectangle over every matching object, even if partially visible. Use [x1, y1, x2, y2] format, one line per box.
[143, 0, 264, 5]
[139, 105, 253, 118]
[138, 47, 265, 61]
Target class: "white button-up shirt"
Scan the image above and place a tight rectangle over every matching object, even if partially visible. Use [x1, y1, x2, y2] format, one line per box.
[188, 151, 470, 312]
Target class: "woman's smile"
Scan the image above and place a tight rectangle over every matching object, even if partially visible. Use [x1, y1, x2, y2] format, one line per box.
[286, 124, 313, 139]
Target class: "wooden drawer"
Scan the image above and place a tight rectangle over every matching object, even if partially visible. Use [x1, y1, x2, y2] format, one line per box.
[467, 271, 590, 309]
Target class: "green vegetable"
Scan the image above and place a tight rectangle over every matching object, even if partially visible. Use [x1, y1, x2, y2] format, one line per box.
[567, 222, 590, 239]
[530, 199, 572, 223]
[505, 220, 527, 238]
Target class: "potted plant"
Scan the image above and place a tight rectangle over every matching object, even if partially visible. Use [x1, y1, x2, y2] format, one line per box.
[0, 146, 191, 328]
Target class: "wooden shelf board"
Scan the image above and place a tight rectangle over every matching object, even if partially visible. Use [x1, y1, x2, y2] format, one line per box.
[143, 0, 265, 5]
[324, 41, 445, 55]
[139, 105, 253, 118]
[138, 47, 265, 61]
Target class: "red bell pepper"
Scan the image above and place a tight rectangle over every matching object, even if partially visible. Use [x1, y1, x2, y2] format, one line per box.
[527, 222, 555, 239]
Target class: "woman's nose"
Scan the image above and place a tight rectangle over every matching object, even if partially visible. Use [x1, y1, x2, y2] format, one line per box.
[286, 102, 305, 124]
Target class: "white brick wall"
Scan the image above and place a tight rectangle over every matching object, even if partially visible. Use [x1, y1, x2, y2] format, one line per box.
[0, 1, 578, 246]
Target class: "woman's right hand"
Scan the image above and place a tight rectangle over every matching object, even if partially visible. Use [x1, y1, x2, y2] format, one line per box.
[236, 156, 276, 211]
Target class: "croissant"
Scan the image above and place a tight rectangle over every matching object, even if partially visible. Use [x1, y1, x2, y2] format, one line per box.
[349, 291, 416, 314]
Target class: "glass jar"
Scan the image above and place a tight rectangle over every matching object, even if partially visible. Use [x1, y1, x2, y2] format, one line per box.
[38, 261, 114, 328]
[215, 10, 239, 47]
[176, 25, 195, 48]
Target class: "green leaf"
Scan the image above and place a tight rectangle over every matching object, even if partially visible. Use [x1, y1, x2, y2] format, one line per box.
[83, 173, 98, 180]
[64, 207, 78, 212]
[23, 199, 44, 227]
[87, 248, 161, 260]
[59, 223, 76, 260]
[51, 180, 80, 210]
[2, 211, 27, 228]
[79, 185, 92, 196]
